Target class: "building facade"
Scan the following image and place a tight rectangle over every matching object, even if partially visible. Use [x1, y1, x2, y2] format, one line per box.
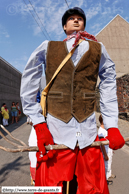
[96, 15, 129, 118]
[116, 74, 129, 120]
[96, 14, 129, 78]
[0, 57, 22, 123]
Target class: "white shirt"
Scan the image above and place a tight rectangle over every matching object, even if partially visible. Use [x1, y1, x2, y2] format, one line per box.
[98, 126, 107, 138]
[20, 37, 118, 149]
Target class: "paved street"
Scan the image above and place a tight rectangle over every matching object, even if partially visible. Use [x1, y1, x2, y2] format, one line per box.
[0, 116, 31, 189]
[0, 114, 129, 194]
[108, 146, 129, 194]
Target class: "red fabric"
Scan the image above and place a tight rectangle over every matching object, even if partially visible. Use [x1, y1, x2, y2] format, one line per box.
[35, 136, 109, 194]
[63, 31, 98, 49]
[106, 127, 125, 150]
[30, 165, 36, 181]
[34, 123, 56, 162]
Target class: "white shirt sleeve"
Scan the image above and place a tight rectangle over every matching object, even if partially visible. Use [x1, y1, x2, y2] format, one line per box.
[20, 40, 49, 126]
[98, 126, 107, 138]
[99, 43, 118, 130]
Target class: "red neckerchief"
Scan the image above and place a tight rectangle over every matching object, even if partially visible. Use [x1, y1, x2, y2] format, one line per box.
[63, 31, 97, 48]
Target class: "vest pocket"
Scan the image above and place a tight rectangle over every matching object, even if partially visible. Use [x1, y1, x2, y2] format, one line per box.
[48, 91, 63, 98]
[83, 92, 96, 99]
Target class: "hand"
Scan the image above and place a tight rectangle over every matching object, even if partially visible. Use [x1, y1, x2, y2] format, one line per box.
[106, 128, 125, 150]
[104, 155, 109, 161]
[34, 123, 56, 162]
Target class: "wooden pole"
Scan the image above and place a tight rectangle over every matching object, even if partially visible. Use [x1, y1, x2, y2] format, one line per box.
[0, 137, 129, 153]
[0, 124, 129, 153]
[66, 181, 69, 194]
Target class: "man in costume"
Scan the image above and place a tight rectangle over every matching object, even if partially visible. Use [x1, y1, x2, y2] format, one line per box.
[21, 7, 125, 194]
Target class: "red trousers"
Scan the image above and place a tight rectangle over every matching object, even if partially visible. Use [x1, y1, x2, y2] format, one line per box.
[35, 136, 109, 194]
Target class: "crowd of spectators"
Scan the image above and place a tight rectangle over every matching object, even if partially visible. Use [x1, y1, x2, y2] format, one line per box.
[0, 102, 21, 126]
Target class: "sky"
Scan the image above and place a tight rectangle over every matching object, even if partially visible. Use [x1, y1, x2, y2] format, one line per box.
[0, 0, 129, 73]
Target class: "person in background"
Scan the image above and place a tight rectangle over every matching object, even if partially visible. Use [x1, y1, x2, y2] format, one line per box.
[11, 102, 18, 124]
[28, 120, 37, 186]
[28, 125, 37, 185]
[1, 103, 9, 126]
[98, 115, 116, 184]
[0, 103, 6, 124]
[28, 77, 44, 186]
[16, 102, 21, 121]
[26, 115, 33, 125]
[1, 103, 6, 112]
[28, 91, 40, 186]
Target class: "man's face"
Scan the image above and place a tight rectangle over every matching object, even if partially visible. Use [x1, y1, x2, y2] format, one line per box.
[63, 14, 85, 35]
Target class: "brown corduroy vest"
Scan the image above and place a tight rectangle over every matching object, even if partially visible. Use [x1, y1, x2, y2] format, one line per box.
[46, 40, 101, 123]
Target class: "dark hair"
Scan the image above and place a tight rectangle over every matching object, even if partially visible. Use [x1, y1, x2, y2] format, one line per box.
[99, 115, 103, 124]
[12, 102, 15, 106]
[16, 102, 19, 105]
[2, 103, 6, 106]
[62, 7, 86, 28]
